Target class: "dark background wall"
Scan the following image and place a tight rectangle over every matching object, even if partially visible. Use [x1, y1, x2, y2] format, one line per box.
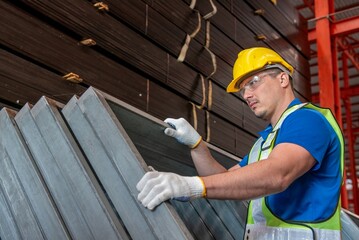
[0, 0, 310, 158]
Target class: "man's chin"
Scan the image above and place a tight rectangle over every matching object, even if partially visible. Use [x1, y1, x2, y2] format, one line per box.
[253, 110, 266, 120]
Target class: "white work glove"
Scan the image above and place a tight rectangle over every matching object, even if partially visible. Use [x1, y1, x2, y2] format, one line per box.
[164, 118, 202, 148]
[136, 171, 206, 210]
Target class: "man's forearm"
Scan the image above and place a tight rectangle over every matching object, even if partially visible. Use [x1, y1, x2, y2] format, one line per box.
[201, 159, 283, 200]
[191, 141, 228, 176]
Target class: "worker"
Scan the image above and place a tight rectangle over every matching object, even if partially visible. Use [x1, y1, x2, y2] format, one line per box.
[136, 47, 344, 239]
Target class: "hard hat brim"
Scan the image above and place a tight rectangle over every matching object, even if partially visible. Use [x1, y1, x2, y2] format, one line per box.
[226, 64, 292, 93]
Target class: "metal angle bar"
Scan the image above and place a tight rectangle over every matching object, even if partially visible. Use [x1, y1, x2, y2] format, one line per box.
[14, 99, 127, 240]
[73, 87, 193, 239]
[62, 96, 157, 240]
[0, 108, 69, 239]
[341, 210, 359, 239]
[14, 104, 93, 239]
[225, 200, 249, 226]
[0, 178, 22, 240]
[29, 97, 129, 240]
[0, 144, 44, 239]
[190, 199, 234, 240]
[171, 201, 215, 240]
[207, 199, 245, 239]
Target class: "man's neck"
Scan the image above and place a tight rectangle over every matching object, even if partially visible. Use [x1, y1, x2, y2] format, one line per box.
[270, 95, 296, 126]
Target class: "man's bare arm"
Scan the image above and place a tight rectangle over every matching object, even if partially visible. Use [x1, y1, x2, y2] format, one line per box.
[202, 143, 316, 200]
[191, 141, 229, 176]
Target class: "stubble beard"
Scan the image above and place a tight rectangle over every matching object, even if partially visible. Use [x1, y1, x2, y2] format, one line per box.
[253, 108, 268, 121]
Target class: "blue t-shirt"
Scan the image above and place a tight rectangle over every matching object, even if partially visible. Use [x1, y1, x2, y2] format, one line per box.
[239, 99, 342, 222]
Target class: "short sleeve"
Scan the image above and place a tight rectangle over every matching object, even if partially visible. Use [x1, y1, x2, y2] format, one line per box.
[275, 108, 333, 170]
[239, 155, 249, 167]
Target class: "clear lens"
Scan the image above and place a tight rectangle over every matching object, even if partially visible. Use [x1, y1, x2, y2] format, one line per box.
[239, 70, 280, 97]
[239, 75, 264, 97]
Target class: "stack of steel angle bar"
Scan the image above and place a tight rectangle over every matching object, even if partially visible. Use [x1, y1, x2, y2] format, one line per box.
[0, 87, 357, 239]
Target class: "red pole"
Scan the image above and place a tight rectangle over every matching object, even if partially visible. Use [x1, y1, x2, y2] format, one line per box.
[314, 0, 350, 210]
[332, 38, 342, 127]
[333, 38, 349, 209]
[343, 54, 359, 214]
[314, 0, 335, 111]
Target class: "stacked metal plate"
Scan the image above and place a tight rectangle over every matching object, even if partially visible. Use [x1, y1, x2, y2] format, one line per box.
[0, 87, 357, 239]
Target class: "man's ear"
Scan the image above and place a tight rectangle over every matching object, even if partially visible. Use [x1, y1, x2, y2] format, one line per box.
[279, 72, 290, 87]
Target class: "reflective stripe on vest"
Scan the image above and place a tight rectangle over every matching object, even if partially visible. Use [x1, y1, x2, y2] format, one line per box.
[244, 103, 344, 240]
[245, 224, 340, 240]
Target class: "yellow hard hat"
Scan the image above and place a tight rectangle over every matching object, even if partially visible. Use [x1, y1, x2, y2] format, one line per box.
[226, 47, 294, 93]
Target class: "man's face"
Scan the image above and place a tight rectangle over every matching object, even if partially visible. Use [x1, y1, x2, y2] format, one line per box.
[240, 71, 282, 121]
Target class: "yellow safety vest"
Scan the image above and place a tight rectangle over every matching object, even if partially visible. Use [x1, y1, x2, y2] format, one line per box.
[244, 103, 344, 240]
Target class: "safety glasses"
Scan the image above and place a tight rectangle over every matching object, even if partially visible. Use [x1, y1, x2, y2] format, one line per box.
[239, 70, 283, 98]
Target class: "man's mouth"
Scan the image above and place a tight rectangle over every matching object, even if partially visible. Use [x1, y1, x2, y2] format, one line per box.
[248, 101, 257, 109]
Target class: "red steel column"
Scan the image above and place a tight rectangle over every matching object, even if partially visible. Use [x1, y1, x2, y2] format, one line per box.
[332, 38, 342, 127]
[333, 38, 349, 209]
[314, 0, 349, 208]
[343, 54, 359, 214]
[314, 0, 335, 111]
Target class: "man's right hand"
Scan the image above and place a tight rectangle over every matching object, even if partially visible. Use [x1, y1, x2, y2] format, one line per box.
[164, 118, 202, 148]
